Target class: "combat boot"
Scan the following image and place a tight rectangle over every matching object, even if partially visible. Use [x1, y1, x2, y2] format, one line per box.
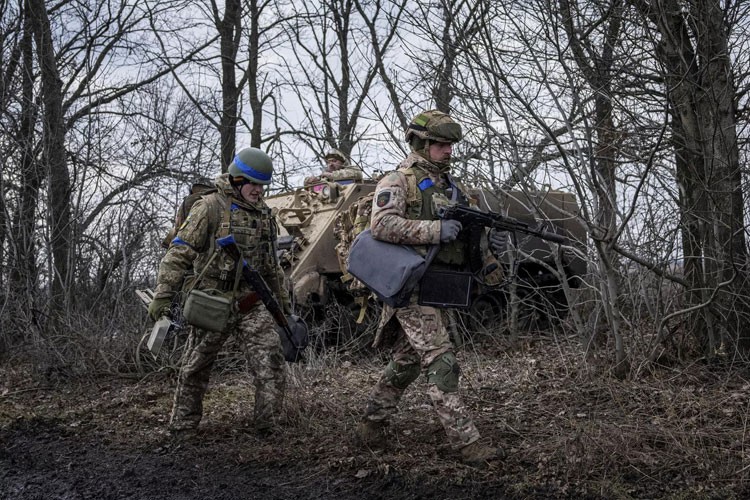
[460, 440, 506, 466]
[357, 419, 388, 448]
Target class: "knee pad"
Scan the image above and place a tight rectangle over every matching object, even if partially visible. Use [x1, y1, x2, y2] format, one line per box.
[426, 352, 460, 393]
[383, 361, 420, 390]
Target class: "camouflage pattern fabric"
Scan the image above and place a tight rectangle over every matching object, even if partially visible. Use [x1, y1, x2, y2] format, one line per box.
[369, 153, 442, 246]
[362, 304, 481, 449]
[326, 165, 363, 182]
[154, 173, 289, 431]
[154, 174, 290, 311]
[170, 307, 286, 430]
[361, 153, 484, 450]
[334, 192, 375, 294]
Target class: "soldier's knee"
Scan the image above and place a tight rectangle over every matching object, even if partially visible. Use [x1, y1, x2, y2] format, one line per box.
[383, 360, 420, 390]
[426, 352, 460, 393]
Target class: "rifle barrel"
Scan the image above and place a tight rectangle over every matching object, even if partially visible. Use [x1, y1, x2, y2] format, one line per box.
[438, 205, 568, 245]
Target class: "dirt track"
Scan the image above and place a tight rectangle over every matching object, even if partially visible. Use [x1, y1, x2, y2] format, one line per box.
[1, 416, 510, 500]
[2, 340, 750, 499]
[0, 364, 519, 500]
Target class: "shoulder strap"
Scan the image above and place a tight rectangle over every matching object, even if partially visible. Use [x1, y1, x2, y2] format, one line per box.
[402, 167, 423, 217]
[202, 192, 231, 256]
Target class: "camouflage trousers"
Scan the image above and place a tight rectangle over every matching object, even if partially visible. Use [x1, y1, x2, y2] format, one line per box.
[363, 304, 481, 449]
[169, 306, 286, 431]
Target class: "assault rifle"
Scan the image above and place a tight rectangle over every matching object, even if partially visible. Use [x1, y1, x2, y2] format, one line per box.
[436, 205, 569, 245]
[216, 235, 308, 363]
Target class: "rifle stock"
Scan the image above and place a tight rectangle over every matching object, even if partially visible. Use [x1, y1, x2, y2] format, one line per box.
[437, 205, 569, 245]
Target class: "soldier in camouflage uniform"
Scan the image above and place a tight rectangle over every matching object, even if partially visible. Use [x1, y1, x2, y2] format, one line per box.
[304, 148, 363, 185]
[357, 110, 507, 466]
[148, 147, 290, 437]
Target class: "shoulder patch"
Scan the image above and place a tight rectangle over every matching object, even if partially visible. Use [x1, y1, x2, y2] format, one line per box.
[376, 190, 392, 208]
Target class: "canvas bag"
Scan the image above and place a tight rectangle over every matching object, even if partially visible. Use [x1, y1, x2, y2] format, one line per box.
[181, 248, 233, 332]
[183, 289, 233, 332]
[347, 229, 438, 308]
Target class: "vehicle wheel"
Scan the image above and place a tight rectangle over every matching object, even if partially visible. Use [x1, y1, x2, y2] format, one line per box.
[462, 291, 505, 333]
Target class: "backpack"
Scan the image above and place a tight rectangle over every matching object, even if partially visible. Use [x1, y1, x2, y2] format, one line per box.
[161, 182, 219, 249]
[333, 191, 375, 295]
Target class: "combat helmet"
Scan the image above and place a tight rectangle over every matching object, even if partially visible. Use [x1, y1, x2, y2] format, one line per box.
[324, 149, 347, 163]
[405, 110, 463, 145]
[228, 147, 274, 185]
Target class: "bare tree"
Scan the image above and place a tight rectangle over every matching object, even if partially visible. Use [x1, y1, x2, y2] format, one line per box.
[278, 0, 397, 175]
[629, 0, 750, 358]
[27, 0, 72, 316]
[556, 0, 631, 373]
[1, 0, 217, 338]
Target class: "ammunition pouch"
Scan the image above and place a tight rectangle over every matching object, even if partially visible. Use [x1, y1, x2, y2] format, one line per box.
[183, 289, 232, 332]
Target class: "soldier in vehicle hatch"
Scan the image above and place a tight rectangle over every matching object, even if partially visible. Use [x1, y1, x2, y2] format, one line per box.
[148, 147, 291, 438]
[355, 109, 509, 466]
[304, 148, 363, 185]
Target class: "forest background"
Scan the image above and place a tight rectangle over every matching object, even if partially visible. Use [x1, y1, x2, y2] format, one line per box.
[3, 1, 750, 498]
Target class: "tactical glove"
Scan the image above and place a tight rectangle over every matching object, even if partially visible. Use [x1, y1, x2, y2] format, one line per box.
[148, 296, 172, 322]
[439, 220, 463, 243]
[489, 229, 509, 255]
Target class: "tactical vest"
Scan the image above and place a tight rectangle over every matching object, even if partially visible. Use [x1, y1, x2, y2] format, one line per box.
[403, 165, 467, 267]
[192, 191, 277, 295]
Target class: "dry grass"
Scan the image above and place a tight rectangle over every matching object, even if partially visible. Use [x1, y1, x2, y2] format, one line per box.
[3, 321, 750, 498]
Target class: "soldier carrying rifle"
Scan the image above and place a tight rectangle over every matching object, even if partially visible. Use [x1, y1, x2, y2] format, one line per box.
[356, 109, 510, 466]
[148, 147, 292, 438]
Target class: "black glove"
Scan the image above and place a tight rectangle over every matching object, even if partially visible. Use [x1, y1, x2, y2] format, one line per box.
[439, 220, 463, 243]
[489, 229, 509, 254]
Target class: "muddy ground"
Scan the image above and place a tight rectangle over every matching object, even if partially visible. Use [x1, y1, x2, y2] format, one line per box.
[2, 334, 750, 499]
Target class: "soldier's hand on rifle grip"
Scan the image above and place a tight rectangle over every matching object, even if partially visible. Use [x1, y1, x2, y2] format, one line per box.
[148, 296, 172, 322]
[439, 220, 463, 243]
[489, 228, 509, 255]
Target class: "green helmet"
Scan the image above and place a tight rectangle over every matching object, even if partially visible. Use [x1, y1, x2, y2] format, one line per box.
[228, 147, 273, 185]
[405, 110, 463, 144]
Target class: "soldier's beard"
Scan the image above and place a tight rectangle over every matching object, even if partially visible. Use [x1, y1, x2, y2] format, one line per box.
[433, 159, 452, 172]
[416, 149, 451, 173]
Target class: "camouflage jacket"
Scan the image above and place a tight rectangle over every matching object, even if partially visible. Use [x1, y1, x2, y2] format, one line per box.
[304, 165, 363, 185]
[326, 165, 363, 182]
[370, 152, 478, 267]
[154, 174, 290, 311]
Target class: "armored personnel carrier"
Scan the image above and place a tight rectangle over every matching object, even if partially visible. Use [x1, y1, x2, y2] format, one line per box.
[266, 180, 378, 307]
[266, 179, 588, 336]
[469, 188, 588, 330]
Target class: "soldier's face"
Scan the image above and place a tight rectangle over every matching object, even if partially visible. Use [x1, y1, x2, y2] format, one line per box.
[428, 141, 453, 163]
[326, 158, 343, 172]
[240, 181, 264, 204]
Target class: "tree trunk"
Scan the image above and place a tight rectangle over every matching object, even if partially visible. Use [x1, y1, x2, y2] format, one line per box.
[634, 0, 750, 356]
[247, 0, 263, 149]
[218, 0, 242, 170]
[3, 3, 42, 344]
[27, 0, 72, 318]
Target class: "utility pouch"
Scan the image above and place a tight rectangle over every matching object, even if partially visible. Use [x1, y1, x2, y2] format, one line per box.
[418, 270, 474, 309]
[183, 289, 232, 332]
[347, 229, 438, 308]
